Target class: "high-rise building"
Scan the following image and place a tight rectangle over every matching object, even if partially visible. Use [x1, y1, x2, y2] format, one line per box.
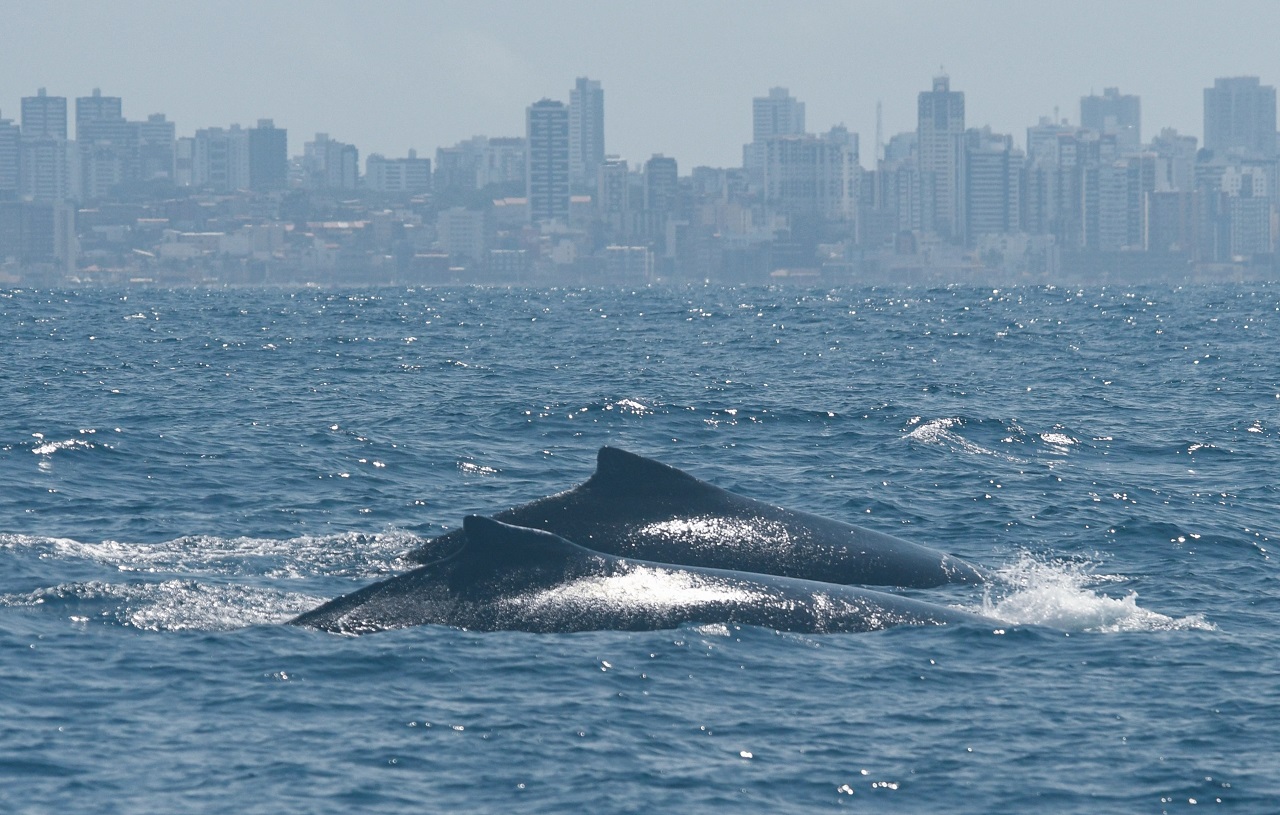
[0, 113, 19, 197]
[365, 150, 432, 194]
[1204, 76, 1277, 159]
[745, 87, 806, 191]
[863, 131, 924, 236]
[477, 137, 527, 188]
[138, 114, 176, 181]
[22, 144, 77, 202]
[569, 77, 604, 189]
[1149, 128, 1198, 193]
[1025, 117, 1077, 162]
[75, 89, 137, 199]
[19, 139, 76, 201]
[248, 119, 287, 191]
[917, 75, 965, 240]
[174, 136, 195, 187]
[1022, 127, 1114, 249]
[75, 88, 122, 140]
[303, 133, 358, 190]
[761, 126, 860, 222]
[525, 99, 570, 224]
[597, 157, 630, 215]
[20, 90, 74, 201]
[1094, 155, 1154, 251]
[192, 126, 251, 191]
[753, 87, 806, 143]
[1081, 88, 1141, 153]
[0, 199, 77, 272]
[434, 136, 488, 192]
[21, 88, 67, 139]
[643, 154, 678, 214]
[963, 128, 1022, 243]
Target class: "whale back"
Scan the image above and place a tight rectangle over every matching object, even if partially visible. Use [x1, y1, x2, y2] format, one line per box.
[402, 446, 989, 587]
[291, 516, 991, 634]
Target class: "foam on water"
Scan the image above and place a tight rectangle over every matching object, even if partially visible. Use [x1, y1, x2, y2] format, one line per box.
[0, 530, 417, 579]
[2, 578, 320, 631]
[975, 552, 1215, 633]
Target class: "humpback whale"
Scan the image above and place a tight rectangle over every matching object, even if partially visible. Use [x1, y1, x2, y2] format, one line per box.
[292, 516, 989, 635]
[406, 447, 986, 588]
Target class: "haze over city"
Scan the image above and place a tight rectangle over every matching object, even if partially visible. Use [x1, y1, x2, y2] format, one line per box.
[4, 0, 1280, 167]
[5, 0, 1280, 287]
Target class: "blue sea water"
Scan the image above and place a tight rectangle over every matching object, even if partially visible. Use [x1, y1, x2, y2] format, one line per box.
[1, 284, 1276, 813]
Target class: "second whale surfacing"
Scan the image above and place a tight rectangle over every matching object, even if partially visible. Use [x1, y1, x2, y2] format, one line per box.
[292, 516, 990, 635]
[406, 447, 987, 588]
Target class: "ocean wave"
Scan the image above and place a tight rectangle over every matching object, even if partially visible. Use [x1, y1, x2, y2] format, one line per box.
[903, 416, 1018, 460]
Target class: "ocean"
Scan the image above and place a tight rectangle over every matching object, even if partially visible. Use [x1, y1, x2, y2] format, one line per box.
[1, 284, 1276, 813]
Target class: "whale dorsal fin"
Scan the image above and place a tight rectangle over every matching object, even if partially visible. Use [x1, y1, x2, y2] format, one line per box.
[461, 515, 588, 569]
[590, 446, 700, 493]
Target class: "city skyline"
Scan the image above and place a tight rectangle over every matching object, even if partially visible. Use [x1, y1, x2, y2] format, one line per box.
[5, 70, 1278, 177]
[3, 0, 1280, 168]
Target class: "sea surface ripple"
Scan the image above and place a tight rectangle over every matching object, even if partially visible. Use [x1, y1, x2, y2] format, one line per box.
[1, 284, 1277, 813]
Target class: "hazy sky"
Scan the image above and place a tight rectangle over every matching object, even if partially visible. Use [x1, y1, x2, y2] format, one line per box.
[3, 0, 1279, 169]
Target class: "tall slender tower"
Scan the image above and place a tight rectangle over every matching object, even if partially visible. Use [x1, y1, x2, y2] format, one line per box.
[569, 78, 604, 189]
[0, 112, 19, 196]
[526, 99, 570, 224]
[917, 75, 965, 240]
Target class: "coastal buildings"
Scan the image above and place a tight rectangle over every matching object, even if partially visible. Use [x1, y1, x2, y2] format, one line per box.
[2, 72, 1280, 285]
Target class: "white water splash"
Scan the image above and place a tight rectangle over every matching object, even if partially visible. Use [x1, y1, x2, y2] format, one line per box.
[904, 417, 1016, 460]
[457, 461, 500, 476]
[1039, 431, 1078, 450]
[976, 553, 1213, 633]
